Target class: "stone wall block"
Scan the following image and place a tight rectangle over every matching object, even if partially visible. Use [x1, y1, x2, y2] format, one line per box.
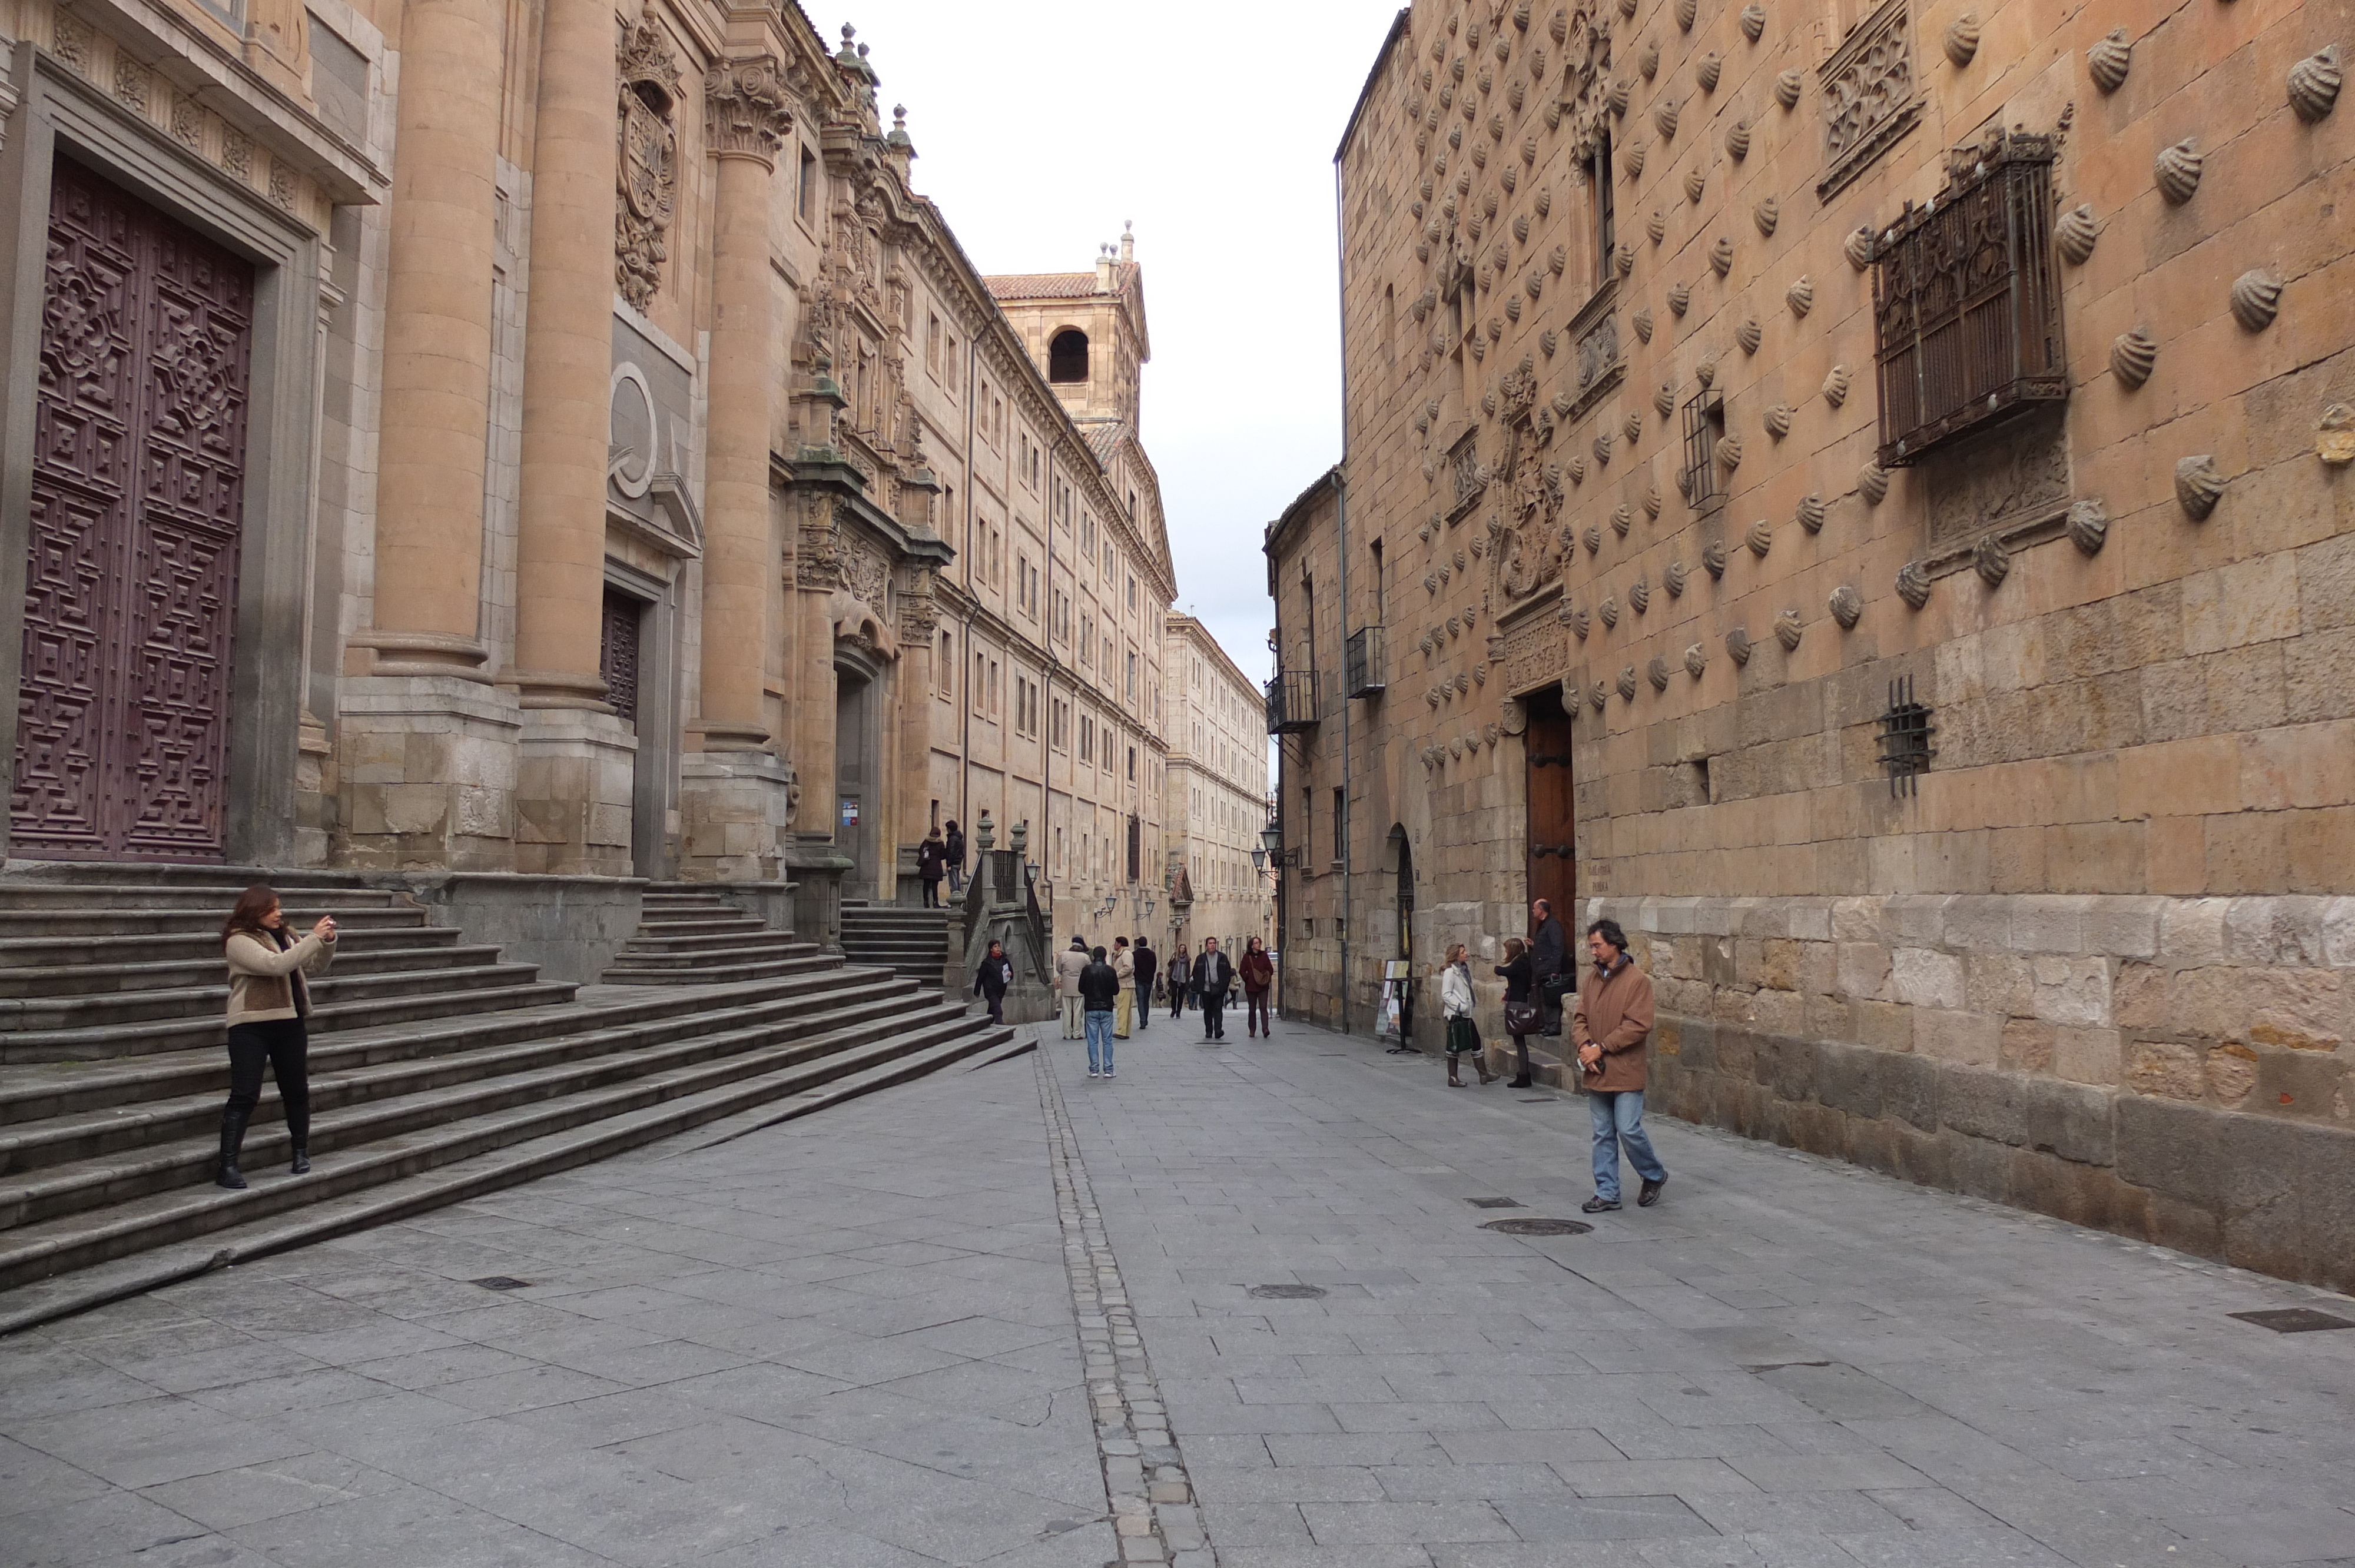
[2011, 895, 2094, 953]
[1803, 992, 1852, 1042]
[2247, 967, 2343, 1052]
[2327, 898, 2355, 966]
[2115, 1094, 2227, 1203]
[1891, 1123, 1953, 1190]
[1883, 1050, 1941, 1131]
[1816, 1039, 1883, 1118]
[1752, 987, 1807, 1037]
[1943, 1127, 2015, 1202]
[2113, 962, 2170, 1028]
[2053, 1026, 2124, 1087]
[1764, 1035, 1817, 1102]
[1838, 942, 1893, 999]
[2225, 896, 2331, 966]
[2001, 1018, 2056, 1074]
[2031, 955, 2114, 1026]
[2084, 897, 2163, 959]
[1883, 895, 1953, 946]
[1892, 946, 1967, 1009]
[1853, 998, 1913, 1052]
[1968, 952, 2036, 1016]
[1942, 898, 2011, 951]
[1830, 896, 1886, 942]
[1916, 1008, 2001, 1066]
[2293, 1121, 2355, 1293]
[1937, 1063, 2032, 1148]
[1800, 942, 1840, 995]
[1787, 900, 1835, 941]
[1788, 1102, 1847, 1160]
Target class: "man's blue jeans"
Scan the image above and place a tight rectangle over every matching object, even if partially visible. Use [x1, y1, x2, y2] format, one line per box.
[1086, 1009, 1116, 1075]
[1588, 1088, 1667, 1200]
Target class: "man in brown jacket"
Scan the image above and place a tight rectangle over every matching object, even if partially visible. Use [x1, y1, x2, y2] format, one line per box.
[1572, 917, 1669, 1213]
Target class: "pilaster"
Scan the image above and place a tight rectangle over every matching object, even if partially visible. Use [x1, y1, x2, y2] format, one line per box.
[334, 676, 522, 870]
[514, 709, 637, 876]
[676, 749, 797, 883]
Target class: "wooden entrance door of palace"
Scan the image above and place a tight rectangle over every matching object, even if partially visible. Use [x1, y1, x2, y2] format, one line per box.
[13, 157, 254, 860]
[1524, 686, 1576, 917]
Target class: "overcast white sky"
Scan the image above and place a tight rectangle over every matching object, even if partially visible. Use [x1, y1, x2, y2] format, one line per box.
[841, 0, 1407, 685]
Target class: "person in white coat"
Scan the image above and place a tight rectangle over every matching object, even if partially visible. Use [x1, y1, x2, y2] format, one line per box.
[1441, 942, 1493, 1088]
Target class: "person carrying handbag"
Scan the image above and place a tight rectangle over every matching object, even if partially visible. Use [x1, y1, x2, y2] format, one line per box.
[1496, 936, 1538, 1087]
[217, 885, 337, 1189]
[1441, 943, 1494, 1087]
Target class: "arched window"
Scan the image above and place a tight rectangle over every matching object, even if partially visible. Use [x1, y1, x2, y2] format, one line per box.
[1049, 328, 1089, 383]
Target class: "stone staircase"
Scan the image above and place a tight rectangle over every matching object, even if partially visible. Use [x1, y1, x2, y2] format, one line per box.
[601, 888, 827, 985]
[839, 901, 958, 982]
[0, 869, 1014, 1326]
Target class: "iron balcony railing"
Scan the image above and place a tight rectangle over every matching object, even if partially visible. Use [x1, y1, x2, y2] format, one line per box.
[1265, 668, 1319, 734]
[1872, 129, 2068, 468]
[1344, 626, 1385, 698]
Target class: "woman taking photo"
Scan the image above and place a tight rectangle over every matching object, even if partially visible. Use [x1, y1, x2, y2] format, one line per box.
[1441, 942, 1493, 1087]
[1496, 936, 1538, 1088]
[217, 885, 337, 1190]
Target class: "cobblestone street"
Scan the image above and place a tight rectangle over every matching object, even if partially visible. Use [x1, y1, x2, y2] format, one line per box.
[5, 1014, 2353, 1567]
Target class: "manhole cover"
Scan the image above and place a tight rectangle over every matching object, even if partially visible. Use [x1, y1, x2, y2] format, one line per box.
[1480, 1217, 1593, 1237]
[1467, 1197, 1524, 1209]
[2230, 1308, 2355, 1334]
[469, 1275, 533, 1291]
[1247, 1284, 1328, 1300]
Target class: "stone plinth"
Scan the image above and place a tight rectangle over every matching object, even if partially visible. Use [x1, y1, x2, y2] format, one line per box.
[513, 709, 637, 876]
[676, 750, 797, 883]
[336, 676, 520, 870]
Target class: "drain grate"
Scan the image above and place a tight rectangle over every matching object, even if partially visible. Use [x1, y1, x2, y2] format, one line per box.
[2230, 1307, 2355, 1334]
[1248, 1283, 1328, 1300]
[1518, 1096, 1557, 1103]
[1481, 1217, 1593, 1237]
[469, 1275, 533, 1291]
[1467, 1197, 1524, 1209]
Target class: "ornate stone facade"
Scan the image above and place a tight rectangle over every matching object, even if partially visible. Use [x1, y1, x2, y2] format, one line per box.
[1273, 0, 2355, 1293]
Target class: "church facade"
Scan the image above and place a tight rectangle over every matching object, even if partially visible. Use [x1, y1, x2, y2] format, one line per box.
[1274, 0, 2355, 1290]
[0, 0, 1175, 964]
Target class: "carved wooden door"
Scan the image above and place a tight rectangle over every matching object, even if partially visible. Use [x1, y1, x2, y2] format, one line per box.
[1524, 690, 1577, 921]
[599, 587, 642, 726]
[14, 157, 253, 860]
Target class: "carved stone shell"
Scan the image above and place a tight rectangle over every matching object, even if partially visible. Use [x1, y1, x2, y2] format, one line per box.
[1711, 235, 1735, 275]
[1618, 666, 1640, 701]
[2155, 138, 2203, 204]
[1754, 196, 1779, 237]
[1471, 140, 1490, 168]
[2088, 27, 2132, 94]
[1553, 7, 1571, 43]
[1695, 356, 1717, 388]
[2110, 329, 2157, 388]
[1609, 76, 1633, 115]
[1656, 99, 1681, 138]
[1828, 584, 1863, 630]
[1735, 315, 1762, 353]
[1505, 296, 1523, 322]
[1697, 52, 1722, 92]
[1596, 430, 1614, 466]
[2055, 204, 2098, 265]
[1623, 410, 1643, 443]
[1617, 0, 1636, 18]
[1568, 602, 1593, 637]
[1590, 681, 1608, 711]
[1617, 242, 1636, 277]
[1775, 68, 1803, 109]
[2067, 498, 2109, 556]
[1845, 225, 1875, 270]
[1644, 481, 1663, 519]
[2291, 45, 2343, 123]
[1822, 364, 1851, 408]
[1647, 655, 1671, 691]
[1624, 142, 1647, 179]
[1632, 307, 1655, 343]
[1973, 531, 2011, 589]
[1686, 167, 1707, 204]
[1650, 381, 1673, 417]
[1527, 270, 1543, 299]
[1746, 516, 1773, 556]
[1540, 328, 1559, 356]
[1763, 402, 1793, 439]
[1667, 281, 1691, 318]
[1858, 462, 1890, 504]
[1727, 118, 1752, 161]
[1649, 209, 1668, 244]
[1640, 39, 1660, 79]
[1567, 453, 1587, 483]
[1740, 4, 1766, 44]
[1796, 492, 1826, 533]
[1703, 540, 1729, 579]
[1727, 625, 1753, 664]
[1544, 99, 1565, 130]
[1896, 560, 1932, 610]
[1482, 389, 1500, 416]
[1773, 609, 1804, 651]
[2231, 269, 2283, 332]
[1630, 576, 1652, 613]
[1600, 594, 1621, 627]
[1677, 0, 1698, 32]
[1717, 432, 1744, 471]
[1550, 242, 1568, 274]
[1508, 79, 1526, 111]
[1945, 13, 1980, 68]
[1786, 274, 1814, 317]
[1666, 559, 1688, 596]
[2175, 454, 2225, 520]
[1584, 523, 1604, 554]
[1535, 186, 1553, 217]
[1610, 502, 1632, 537]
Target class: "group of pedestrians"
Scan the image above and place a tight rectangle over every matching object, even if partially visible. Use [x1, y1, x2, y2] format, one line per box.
[914, 820, 968, 909]
[1439, 904, 1670, 1215]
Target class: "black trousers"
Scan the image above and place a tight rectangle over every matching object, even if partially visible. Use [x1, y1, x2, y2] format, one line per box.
[1510, 1031, 1533, 1080]
[1201, 992, 1227, 1037]
[980, 991, 1004, 1025]
[1246, 991, 1271, 1033]
[224, 1018, 311, 1147]
[921, 878, 943, 908]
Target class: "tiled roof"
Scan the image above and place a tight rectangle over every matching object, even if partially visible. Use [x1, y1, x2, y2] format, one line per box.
[1082, 422, 1129, 466]
[984, 263, 1139, 301]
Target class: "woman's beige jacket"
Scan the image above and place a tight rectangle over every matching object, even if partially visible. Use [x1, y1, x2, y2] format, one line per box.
[224, 929, 337, 1025]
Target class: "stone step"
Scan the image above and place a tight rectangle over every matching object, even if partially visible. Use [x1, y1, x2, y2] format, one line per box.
[634, 913, 772, 935]
[0, 941, 506, 1000]
[0, 971, 870, 1127]
[0, 924, 462, 967]
[0, 959, 551, 1034]
[0, 905, 432, 940]
[0, 881, 417, 909]
[0, 978, 930, 1225]
[0, 1014, 1014, 1334]
[0, 979, 581, 1065]
[0, 1000, 1004, 1294]
[603, 955, 837, 986]
[611, 931, 807, 958]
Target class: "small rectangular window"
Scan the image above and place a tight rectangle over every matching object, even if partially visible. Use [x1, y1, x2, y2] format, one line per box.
[798, 145, 818, 223]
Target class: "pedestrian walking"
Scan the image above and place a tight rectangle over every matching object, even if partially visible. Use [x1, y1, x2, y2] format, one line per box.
[973, 939, 1013, 1026]
[1056, 935, 1089, 1039]
[1167, 943, 1190, 1021]
[1113, 937, 1136, 1039]
[917, 828, 948, 908]
[1574, 918, 1667, 1213]
[1192, 937, 1234, 1040]
[1496, 936, 1538, 1087]
[1239, 937, 1275, 1037]
[1080, 945, 1122, 1078]
[1131, 937, 1156, 1033]
[1530, 898, 1570, 1036]
[1441, 942, 1494, 1087]
[944, 819, 966, 897]
[217, 885, 338, 1190]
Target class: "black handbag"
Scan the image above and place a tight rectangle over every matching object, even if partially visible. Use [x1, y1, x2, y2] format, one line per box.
[1502, 1000, 1542, 1036]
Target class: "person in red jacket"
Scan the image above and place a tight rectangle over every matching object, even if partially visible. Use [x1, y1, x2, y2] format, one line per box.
[1239, 938, 1275, 1037]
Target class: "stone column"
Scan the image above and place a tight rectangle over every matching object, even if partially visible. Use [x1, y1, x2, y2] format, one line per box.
[893, 586, 939, 904]
[339, 0, 518, 869]
[676, 58, 797, 882]
[509, 0, 636, 874]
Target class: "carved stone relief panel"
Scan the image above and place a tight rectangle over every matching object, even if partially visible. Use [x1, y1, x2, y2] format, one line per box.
[1495, 609, 1570, 696]
[615, 19, 681, 311]
[1817, 0, 1920, 201]
[1923, 414, 2072, 546]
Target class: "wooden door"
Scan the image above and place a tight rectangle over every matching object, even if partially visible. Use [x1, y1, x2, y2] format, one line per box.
[14, 158, 254, 860]
[1524, 687, 1576, 917]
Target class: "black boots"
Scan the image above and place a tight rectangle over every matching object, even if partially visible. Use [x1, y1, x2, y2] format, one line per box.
[217, 1107, 250, 1190]
[290, 1148, 311, 1175]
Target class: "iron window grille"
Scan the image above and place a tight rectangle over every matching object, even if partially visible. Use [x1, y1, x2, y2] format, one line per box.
[1875, 675, 1937, 795]
[1871, 129, 2067, 469]
[1265, 669, 1320, 735]
[1344, 625, 1386, 699]
[1680, 387, 1724, 510]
